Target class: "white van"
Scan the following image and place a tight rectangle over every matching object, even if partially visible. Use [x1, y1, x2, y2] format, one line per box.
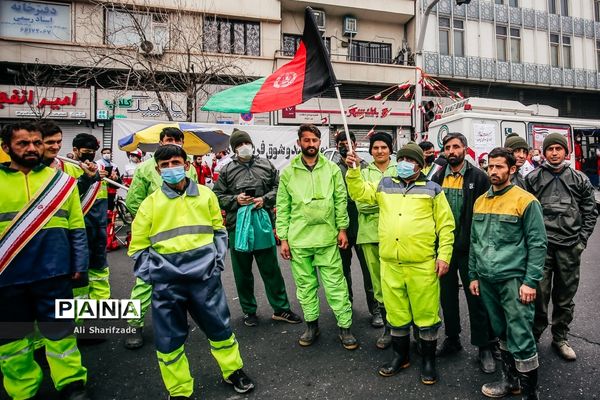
[426, 97, 600, 167]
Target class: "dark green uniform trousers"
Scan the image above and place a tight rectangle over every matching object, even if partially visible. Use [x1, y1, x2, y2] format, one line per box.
[440, 251, 494, 347]
[480, 278, 538, 372]
[340, 235, 376, 314]
[228, 230, 291, 315]
[533, 243, 583, 343]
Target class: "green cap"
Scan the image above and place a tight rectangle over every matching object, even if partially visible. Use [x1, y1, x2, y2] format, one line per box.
[229, 128, 253, 151]
[396, 142, 425, 168]
[543, 133, 568, 154]
[504, 135, 529, 151]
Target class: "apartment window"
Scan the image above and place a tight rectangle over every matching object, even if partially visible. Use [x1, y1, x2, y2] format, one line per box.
[560, 0, 569, 15]
[595, 0, 600, 22]
[106, 10, 169, 48]
[203, 18, 260, 56]
[495, 0, 519, 5]
[439, 18, 464, 57]
[550, 34, 559, 67]
[496, 26, 508, 61]
[439, 17, 451, 55]
[562, 36, 571, 68]
[510, 28, 521, 62]
[548, 0, 557, 14]
[282, 33, 330, 57]
[453, 19, 465, 57]
[348, 40, 392, 64]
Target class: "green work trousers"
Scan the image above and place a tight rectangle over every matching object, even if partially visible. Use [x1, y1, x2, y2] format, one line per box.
[289, 245, 352, 328]
[0, 335, 87, 399]
[128, 278, 152, 328]
[479, 277, 538, 372]
[229, 230, 291, 315]
[440, 251, 493, 346]
[88, 267, 110, 300]
[157, 334, 243, 398]
[533, 243, 583, 343]
[381, 259, 441, 338]
[361, 243, 383, 304]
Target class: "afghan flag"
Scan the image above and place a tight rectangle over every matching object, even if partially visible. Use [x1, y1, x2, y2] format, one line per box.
[201, 7, 336, 114]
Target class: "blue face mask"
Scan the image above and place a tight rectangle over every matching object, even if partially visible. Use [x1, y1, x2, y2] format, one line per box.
[160, 166, 186, 184]
[396, 160, 417, 179]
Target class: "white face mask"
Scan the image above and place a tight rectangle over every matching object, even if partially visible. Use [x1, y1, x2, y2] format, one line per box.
[102, 154, 111, 161]
[237, 144, 253, 159]
[532, 155, 541, 162]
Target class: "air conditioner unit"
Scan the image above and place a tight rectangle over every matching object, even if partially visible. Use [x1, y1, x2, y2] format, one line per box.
[139, 40, 164, 56]
[343, 16, 357, 36]
[313, 10, 326, 32]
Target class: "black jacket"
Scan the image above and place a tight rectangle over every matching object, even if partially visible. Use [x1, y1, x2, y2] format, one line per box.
[212, 156, 279, 231]
[525, 163, 598, 247]
[431, 161, 490, 254]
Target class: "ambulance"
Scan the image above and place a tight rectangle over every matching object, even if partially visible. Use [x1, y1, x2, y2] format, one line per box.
[427, 97, 600, 165]
[426, 97, 600, 207]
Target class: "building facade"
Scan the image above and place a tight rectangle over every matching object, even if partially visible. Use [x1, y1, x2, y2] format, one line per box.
[418, 0, 600, 118]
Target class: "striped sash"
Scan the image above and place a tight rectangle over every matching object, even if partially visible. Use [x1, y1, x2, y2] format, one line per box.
[81, 181, 101, 215]
[0, 169, 76, 275]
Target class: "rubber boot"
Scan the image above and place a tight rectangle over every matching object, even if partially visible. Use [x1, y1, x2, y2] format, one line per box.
[376, 308, 391, 350]
[420, 338, 438, 385]
[378, 335, 410, 377]
[298, 320, 320, 347]
[518, 368, 539, 400]
[339, 327, 359, 350]
[482, 350, 521, 398]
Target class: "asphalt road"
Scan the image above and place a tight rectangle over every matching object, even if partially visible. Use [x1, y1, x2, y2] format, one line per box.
[2, 222, 599, 400]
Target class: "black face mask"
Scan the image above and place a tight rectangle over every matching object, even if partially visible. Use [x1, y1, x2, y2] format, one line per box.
[425, 155, 435, 164]
[79, 153, 95, 163]
[339, 145, 348, 158]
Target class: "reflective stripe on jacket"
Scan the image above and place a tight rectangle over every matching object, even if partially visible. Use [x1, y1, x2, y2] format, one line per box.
[468, 185, 547, 288]
[0, 164, 88, 287]
[354, 161, 397, 245]
[276, 154, 349, 248]
[128, 179, 227, 283]
[346, 167, 455, 265]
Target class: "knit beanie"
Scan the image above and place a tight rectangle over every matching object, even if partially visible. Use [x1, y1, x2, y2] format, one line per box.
[504, 135, 529, 151]
[229, 128, 253, 151]
[543, 133, 569, 154]
[369, 132, 393, 154]
[396, 141, 425, 168]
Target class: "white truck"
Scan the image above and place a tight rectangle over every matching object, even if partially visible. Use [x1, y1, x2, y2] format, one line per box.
[426, 97, 600, 208]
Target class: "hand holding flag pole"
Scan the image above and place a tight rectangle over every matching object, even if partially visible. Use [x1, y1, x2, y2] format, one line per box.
[57, 155, 129, 191]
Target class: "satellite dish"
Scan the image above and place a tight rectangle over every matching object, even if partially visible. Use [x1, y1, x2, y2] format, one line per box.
[140, 40, 154, 53]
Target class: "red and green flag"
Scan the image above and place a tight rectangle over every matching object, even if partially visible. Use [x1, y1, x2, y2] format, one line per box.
[201, 7, 336, 114]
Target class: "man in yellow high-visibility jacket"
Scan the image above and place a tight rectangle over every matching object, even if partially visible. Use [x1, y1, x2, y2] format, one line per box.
[346, 142, 455, 385]
[128, 144, 254, 399]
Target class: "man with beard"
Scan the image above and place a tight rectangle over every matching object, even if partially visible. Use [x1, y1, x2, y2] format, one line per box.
[505, 134, 531, 188]
[124, 127, 198, 349]
[431, 132, 496, 373]
[469, 147, 546, 400]
[334, 131, 377, 327]
[525, 133, 598, 361]
[0, 122, 90, 400]
[276, 124, 357, 350]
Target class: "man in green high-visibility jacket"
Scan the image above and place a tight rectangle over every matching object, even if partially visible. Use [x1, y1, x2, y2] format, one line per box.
[123, 127, 198, 350]
[276, 124, 357, 350]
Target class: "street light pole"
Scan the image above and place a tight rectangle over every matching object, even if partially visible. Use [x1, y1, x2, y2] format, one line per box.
[414, 0, 441, 139]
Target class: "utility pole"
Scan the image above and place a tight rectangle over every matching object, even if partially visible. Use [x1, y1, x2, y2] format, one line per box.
[414, 0, 441, 139]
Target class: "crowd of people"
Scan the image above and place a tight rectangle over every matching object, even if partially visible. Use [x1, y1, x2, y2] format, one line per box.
[0, 120, 597, 400]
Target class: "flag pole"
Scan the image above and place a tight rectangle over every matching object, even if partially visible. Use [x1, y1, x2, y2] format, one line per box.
[57, 155, 130, 191]
[334, 85, 357, 168]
